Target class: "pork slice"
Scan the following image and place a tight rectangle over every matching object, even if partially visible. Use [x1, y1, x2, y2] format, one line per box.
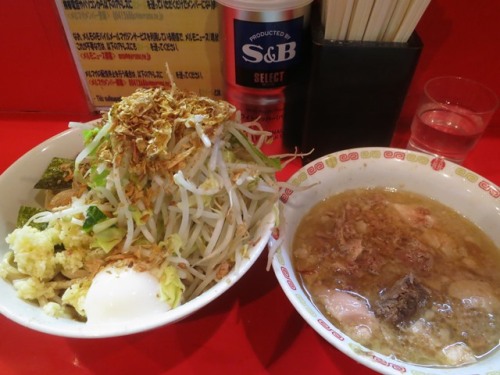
[316, 288, 379, 343]
[374, 274, 430, 326]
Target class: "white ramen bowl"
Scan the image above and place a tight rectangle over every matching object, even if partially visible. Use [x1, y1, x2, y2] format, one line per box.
[270, 147, 500, 374]
[0, 127, 275, 338]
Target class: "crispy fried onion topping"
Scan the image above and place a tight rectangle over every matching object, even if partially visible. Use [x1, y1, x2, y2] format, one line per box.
[102, 87, 236, 179]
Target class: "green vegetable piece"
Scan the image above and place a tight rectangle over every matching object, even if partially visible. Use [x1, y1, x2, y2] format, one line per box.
[92, 227, 125, 253]
[34, 157, 74, 190]
[251, 142, 282, 170]
[159, 265, 185, 308]
[234, 131, 282, 170]
[89, 166, 109, 188]
[16, 206, 47, 230]
[82, 128, 100, 145]
[82, 206, 107, 232]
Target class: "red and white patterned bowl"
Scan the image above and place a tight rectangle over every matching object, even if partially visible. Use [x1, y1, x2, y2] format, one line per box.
[270, 147, 500, 374]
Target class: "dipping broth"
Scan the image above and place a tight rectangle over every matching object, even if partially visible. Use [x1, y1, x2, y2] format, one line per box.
[293, 188, 500, 366]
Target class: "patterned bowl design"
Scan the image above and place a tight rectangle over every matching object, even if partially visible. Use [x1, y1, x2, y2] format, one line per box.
[270, 147, 500, 375]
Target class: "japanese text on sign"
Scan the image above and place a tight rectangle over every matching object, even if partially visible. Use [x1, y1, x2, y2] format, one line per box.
[56, 0, 223, 110]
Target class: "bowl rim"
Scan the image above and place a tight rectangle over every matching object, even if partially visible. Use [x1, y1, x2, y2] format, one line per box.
[271, 146, 500, 374]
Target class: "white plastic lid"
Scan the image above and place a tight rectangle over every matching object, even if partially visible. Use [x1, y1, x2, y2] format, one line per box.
[216, 0, 314, 12]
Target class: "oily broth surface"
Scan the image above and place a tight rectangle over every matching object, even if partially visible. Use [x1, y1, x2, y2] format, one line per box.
[292, 187, 500, 366]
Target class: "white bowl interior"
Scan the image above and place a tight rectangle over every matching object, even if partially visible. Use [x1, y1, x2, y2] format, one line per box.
[271, 148, 500, 374]
[0, 127, 274, 338]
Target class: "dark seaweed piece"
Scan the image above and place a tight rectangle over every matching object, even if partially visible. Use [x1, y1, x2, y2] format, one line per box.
[54, 243, 65, 252]
[16, 205, 47, 230]
[34, 157, 74, 190]
[82, 206, 107, 232]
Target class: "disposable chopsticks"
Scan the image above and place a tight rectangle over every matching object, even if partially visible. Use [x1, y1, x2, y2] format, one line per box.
[337, 0, 355, 40]
[324, 0, 348, 40]
[346, 0, 375, 41]
[362, 0, 397, 41]
[322, 0, 431, 43]
[381, 0, 411, 42]
[392, 0, 431, 42]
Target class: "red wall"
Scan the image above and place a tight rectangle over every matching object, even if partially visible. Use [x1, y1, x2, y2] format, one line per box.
[0, 0, 89, 115]
[0, 0, 499, 137]
[396, 0, 500, 143]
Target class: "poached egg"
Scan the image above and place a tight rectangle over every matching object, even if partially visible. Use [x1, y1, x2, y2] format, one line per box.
[84, 266, 170, 325]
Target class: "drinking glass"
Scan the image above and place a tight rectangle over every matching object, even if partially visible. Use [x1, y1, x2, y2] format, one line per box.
[407, 76, 498, 164]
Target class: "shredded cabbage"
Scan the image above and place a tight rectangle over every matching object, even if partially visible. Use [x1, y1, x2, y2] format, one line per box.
[159, 265, 185, 308]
